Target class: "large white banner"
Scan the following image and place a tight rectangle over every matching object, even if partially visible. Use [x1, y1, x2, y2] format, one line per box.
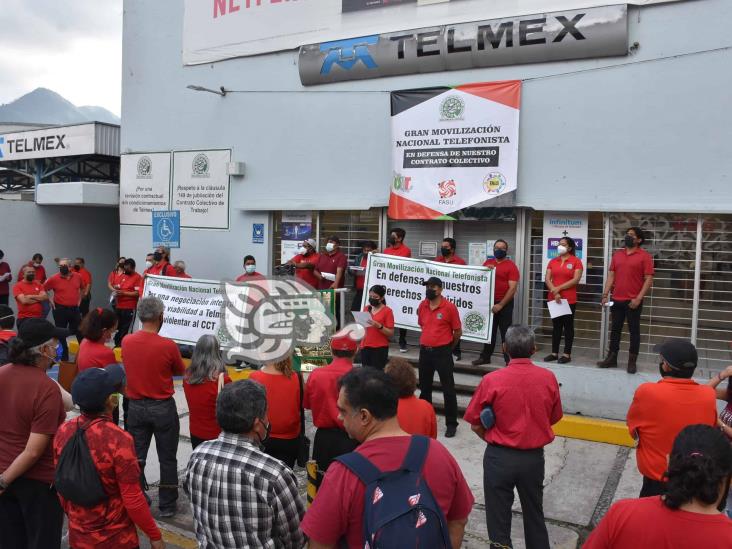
[172, 150, 231, 229]
[541, 212, 589, 284]
[362, 253, 495, 343]
[0, 124, 96, 161]
[120, 153, 172, 225]
[183, 0, 681, 64]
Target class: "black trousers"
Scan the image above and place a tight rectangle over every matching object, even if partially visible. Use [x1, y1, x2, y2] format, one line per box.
[0, 294, 8, 306]
[609, 301, 643, 355]
[190, 434, 208, 450]
[80, 293, 91, 318]
[361, 346, 389, 370]
[312, 427, 358, 474]
[350, 289, 364, 312]
[551, 303, 577, 355]
[640, 476, 665, 498]
[399, 328, 407, 347]
[481, 301, 514, 364]
[418, 344, 457, 427]
[0, 477, 64, 549]
[52, 304, 81, 361]
[483, 444, 550, 549]
[264, 436, 300, 469]
[127, 398, 180, 511]
[114, 308, 135, 348]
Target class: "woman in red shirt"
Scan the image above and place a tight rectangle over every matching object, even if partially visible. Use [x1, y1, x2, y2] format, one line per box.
[183, 335, 231, 449]
[107, 257, 126, 306]
[360, 285, 395, 370]
[385, 357, 437, 439]
[544, 236, 583, 364]
[249, 357, 302, 468]
[77, 308, 118, 371]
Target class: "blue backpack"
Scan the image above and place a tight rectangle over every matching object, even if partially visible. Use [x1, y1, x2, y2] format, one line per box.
[336, 435, 452, 549]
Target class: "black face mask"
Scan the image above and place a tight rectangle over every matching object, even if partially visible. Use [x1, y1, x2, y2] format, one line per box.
[440, 247, 451, 257]
[25, 273, 35, 282]
[368, 297, 381, 308]
[388, 236, 397, 246]
[493, 249, 507, 260]
[73, 265, 81, 271]
[426, 288, 438, 300]
[60, 266, 70, 276]
[624, 235, 636, 248]
[153, 252, 163, 262]
[124, 268, 133, 275]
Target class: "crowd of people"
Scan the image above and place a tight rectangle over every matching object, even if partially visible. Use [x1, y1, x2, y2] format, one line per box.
[0, 226, 730, 548]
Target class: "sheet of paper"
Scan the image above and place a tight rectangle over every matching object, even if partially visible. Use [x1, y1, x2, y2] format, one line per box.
[321, 272, 336, 281]
[352, 311, 373, 327]
[547, 299, 573, 319]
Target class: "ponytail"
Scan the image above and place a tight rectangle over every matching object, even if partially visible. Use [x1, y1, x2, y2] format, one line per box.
[80, 308, 118, 341]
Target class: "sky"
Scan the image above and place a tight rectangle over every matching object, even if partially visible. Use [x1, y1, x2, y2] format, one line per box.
[0, 0, 122, 115]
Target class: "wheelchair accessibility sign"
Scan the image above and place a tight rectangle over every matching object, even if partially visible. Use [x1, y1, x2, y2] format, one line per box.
[152, 210, 181, 248]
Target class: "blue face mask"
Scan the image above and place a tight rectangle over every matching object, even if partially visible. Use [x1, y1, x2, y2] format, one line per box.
[493, 249, 507, 260]
[55, 342, 64, 362]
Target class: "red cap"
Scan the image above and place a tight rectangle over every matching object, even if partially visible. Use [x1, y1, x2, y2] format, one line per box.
[330, 323, 366, 351]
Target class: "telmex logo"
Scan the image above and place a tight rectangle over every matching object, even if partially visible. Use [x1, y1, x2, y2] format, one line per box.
[2, 134, 68, 155]
[320, 35, 379, 75]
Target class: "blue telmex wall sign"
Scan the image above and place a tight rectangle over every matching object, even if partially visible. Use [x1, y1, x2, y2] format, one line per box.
[152, 210, 181, 248]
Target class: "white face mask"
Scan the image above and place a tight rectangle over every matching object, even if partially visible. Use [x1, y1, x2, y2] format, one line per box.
[245, 264, 256, 274]
[298, 246, 307, 255]
[557, 245, 568, 255]
[145, 261, 153, 269]
[33, 262, 41, 267]
[325, 243, 335, 253]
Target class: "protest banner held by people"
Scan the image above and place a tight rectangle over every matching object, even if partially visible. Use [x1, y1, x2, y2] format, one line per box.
[383, 227, 412, 352]
[350, 240, 376, 312]
[385, 357, 437, 439]
[236, 255, 264, 281]
[288, 238, 320, 288]
[13, 265, 47, 330]
[360, 284, 394, 370]
[114, 258, 142, 347]
[44, 258, 84, 361]
[0, 250, 11, 306]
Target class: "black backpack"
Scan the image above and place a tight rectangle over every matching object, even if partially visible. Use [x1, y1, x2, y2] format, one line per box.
[55, 418, 109, 507]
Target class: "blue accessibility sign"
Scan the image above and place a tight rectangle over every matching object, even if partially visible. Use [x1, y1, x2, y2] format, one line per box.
[252, 223, 265, 244]
[152, 210, 180, 248]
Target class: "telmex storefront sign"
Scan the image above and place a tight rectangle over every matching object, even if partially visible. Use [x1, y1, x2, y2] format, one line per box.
[0, 124, 97, 161]
[183, 0, 682, 65]
[300, 5, 627, 85]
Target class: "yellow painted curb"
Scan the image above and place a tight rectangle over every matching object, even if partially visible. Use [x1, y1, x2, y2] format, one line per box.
[159, 528, 198, 549]
[554, 415, 635, 448]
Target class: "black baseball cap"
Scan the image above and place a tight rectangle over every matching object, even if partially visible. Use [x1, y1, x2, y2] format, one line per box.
[654, 339, 698, 370]
[72, 364, 126, 411]
[0, 305, 14, 320]
[17, 318, 69, 347]
[423, 277, 443, 288]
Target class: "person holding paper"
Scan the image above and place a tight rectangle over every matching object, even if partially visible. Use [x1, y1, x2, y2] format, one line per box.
[360, 285, 394, 370]
[544, 237, 583, 364]
[350, 240, 376, 312]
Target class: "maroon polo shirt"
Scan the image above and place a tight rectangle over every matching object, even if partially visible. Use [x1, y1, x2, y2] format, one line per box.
[315, 251, 348, 290]
[609, 248, 655, 301]
[435, 255, 467, 265]
[417, 297, 461, 347]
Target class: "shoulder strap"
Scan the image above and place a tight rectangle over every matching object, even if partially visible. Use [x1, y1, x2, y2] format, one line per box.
[336, 451, 382, 486]
[401, 435, 430, 474]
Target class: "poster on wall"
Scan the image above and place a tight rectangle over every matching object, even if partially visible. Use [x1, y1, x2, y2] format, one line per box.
[389, 81, 521, 220]
[120, 153, 172, 226]
[281, 241, 301, 264]
[361, 253, 495, 343]
[172, 149, 231, 229]
[542, 212, 589, 284]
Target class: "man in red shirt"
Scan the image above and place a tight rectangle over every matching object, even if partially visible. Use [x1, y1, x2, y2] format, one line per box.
[236, 255, 265, 281]
[626, 339, 717, 497]
[350, 240, 376, 311]
[16, 253, 47, 283]
[173, 260, 192, 279]
[302, 368, 474, 549]
[417, 277, 462, 438]
[304, 325, 364, 477]
[148, 248, 176, 277]
[122, 296, 185, 517]
[599, 226, 655, 373]
[464, 324, 563, 549]
[288, 238, 320, 288]
[435, 237, 467, 360]
[44, 258, 84, 361]
[383, 227, 412, 352]
[13, 265, 48, 330]
[114, 258, 143, 347]
[314, 235, 348, 328]
[0, 250, 11, 306]
[473, 239, 520, 366]
[73, 257, 93, 318]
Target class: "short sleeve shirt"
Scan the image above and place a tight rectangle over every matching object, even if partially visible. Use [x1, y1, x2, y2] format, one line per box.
[303, 358, 353, 429]
[315, 251, 348, 290]
[361, 306, 395, 349]
[435, 255, 467, 265]
[383, 245, 412, 258]
[483, 258, 520, 301]
[292, 253, 320, 288]
[115, 272, 143, 310]
[417, 298, 461, 347]
[609, 248, 655, 300]
[44, 273, 84, 306]
[122, 331, 185, 400]
[249, 371, 301, 439]
[13, 279, 45, 318]
[546, 255, 584, 304]
[77, 339, 117, 372]
[0, 261, 10, 295]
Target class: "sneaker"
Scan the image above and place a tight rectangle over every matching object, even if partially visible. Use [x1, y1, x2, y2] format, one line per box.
[399, 343, 408, 353]
[445, 425, 457, 438]
[159, 507, 176, 518]
[471, 356, 490, 366]
[544, 354, 558, 362]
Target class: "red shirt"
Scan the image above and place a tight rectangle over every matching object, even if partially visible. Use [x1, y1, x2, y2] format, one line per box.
[383, 244, 412, 258]
[13, 279, 45, 318]
[584, 496, 732, 549]
[464, 358, 563, 450]
[417, 298, 461, 347]
[435, 255, 467, 265]
[17, 262, 46, 283]
[292, 253, 320, 288]
[355, 255, 368, 290]
[609, 247, 655, 301]
[249, 371, 301, 439]
[53, 416, 161, 549]
[77, 339, 117, 371]
[44, 272, 84, 306]
[176, 272, 192, 279]
[0, 330, 16, 344]
[235, 272, 265, 282]
[546, 255, 583, 304]
[75, 267, 92, 289]
[397, 396, 437, 439]
[183, 375, 232, 440]
[301, 436, 474, 547]
[315, 251, 348, 290]
[361, 305, 394, 349]
[116, 272, 143, 310]
[483, 258, 520, 302]
[108, 269, 125, 289]
[122, 331, 185, 400]
[304, 357, 353, 429]
[0, 261, 10, 295]
[0, 364, 65, 483]
[627, 378, 717, 481]
[147, 261, 176, 277]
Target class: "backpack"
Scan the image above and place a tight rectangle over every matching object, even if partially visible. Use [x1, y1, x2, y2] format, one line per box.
[336, 435, 452, 549]
[54, 418, 109, 507]
[0, 338, 10, 365]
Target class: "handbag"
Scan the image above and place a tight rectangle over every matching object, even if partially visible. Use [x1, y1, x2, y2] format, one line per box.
[58, 360, 79, 393]
[296, 372, 311, 467]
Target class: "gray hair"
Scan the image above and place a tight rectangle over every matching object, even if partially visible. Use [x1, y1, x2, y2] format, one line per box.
[505, 325, 535, 359]
[216, 380, 267, 434]
[174, 260, 186, 270]
[137, 296, 165, 322]
[186, 335, 226, 385]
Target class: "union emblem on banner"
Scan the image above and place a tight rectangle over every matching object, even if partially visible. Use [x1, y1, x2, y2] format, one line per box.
[388, 80, 521, 220]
